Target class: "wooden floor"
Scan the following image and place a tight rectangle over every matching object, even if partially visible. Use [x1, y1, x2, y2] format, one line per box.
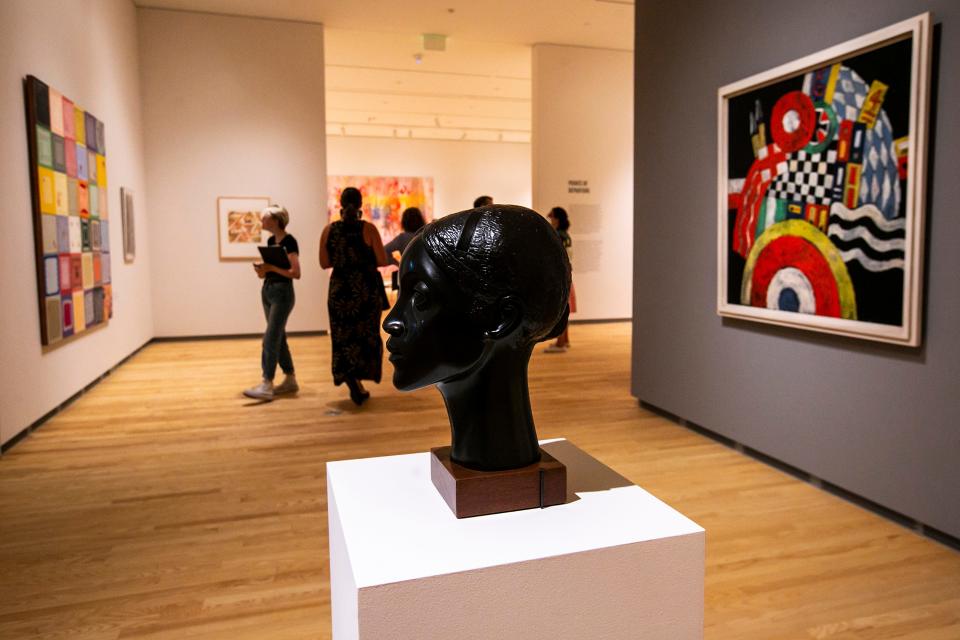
[1, 322, 957, 639]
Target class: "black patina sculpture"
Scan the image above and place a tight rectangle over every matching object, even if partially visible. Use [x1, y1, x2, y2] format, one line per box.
[383, 205, 571, 471]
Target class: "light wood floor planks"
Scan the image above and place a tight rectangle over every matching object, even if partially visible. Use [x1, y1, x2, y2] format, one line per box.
[1, 322, 957, 639]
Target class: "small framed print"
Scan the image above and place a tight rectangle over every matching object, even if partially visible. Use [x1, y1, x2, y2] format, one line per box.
[217, 196, 270, 260]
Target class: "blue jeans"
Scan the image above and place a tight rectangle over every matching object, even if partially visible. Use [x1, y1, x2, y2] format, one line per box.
[261, 280, 295, 381]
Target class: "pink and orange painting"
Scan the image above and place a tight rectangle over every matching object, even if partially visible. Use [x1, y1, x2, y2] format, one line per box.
[327, 176, 434, 245]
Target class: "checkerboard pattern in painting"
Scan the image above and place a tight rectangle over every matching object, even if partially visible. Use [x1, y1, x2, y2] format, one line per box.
[769, 148, 838, 204]
[25, 75, 112, 347]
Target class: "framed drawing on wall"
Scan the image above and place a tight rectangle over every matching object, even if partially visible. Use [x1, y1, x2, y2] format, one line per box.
[121, 187, 135, 263]
[24, 75, 112, 349]
[717, 13, 932, 346]
[217, 196, 270, 260]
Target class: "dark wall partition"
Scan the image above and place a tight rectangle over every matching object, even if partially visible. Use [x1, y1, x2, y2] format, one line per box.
[632, 0, 959, 539]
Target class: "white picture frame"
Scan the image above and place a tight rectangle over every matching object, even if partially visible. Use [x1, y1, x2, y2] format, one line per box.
[217, 196, 270, 261]
[717, 13, 932, 346]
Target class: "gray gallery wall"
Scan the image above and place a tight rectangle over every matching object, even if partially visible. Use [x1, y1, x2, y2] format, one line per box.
[632, 0, 959, 539]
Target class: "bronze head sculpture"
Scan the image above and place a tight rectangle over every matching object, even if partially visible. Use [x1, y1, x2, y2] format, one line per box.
[383, 205, 571, 471]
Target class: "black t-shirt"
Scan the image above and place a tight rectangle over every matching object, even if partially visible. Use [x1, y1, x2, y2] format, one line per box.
[265, 234, 299, 283]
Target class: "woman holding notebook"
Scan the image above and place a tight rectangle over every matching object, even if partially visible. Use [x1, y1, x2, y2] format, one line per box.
[244, 205, 301, 401]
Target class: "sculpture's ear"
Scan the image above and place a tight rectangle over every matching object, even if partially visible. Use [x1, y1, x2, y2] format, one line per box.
[484, 295, 522, 340]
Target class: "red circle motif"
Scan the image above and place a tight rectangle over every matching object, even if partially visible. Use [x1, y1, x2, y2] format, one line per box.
[750, 234, 842, 317]
[770, 91, 816, 152]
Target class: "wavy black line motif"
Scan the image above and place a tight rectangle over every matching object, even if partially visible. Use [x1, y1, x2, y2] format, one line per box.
[838, 248, 904, 272]
[829, 202, 905, 232]
[827, 215, 905, 242]
[827, 224, 905, 253]
[829, 236, 905, 262]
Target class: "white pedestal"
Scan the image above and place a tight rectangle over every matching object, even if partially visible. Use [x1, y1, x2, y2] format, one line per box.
[327, 439, 704, 639]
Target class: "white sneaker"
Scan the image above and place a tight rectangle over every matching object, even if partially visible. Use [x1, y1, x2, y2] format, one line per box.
[243, 380, 274, 400]
[274, 374, 299, 395]
[544, 344, 568, 353]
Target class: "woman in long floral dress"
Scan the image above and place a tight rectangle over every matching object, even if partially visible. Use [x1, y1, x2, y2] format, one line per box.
[319, 187, 388, 405]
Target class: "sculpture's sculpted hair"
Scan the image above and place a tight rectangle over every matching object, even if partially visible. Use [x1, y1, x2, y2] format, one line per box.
[421, 205, 571, 342]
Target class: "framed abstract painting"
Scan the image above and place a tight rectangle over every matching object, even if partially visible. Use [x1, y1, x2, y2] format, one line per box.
[717, 13, 932, 346]
[24, 75, 112, 348]
[217, 196, 270, 260]
[327, 176, 434, 245]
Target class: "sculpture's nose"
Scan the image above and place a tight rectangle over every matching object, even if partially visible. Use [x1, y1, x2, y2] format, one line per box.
[382, 315, 403, 337]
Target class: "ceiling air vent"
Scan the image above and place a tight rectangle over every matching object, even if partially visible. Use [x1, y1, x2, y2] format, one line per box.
[422, 33, 447, 51]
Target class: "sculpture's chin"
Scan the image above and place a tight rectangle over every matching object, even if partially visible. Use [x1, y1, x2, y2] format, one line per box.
[389, 346, 488, 393]
[391, 368, 430, 393]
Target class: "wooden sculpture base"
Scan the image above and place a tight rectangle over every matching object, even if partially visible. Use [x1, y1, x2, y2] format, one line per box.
[430, 446, 566, 518]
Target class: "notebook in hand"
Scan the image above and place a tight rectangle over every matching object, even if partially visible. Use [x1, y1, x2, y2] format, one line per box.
[257, 245, 291, 269]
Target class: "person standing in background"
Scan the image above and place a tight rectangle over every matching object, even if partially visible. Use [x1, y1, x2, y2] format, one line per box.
[384, 207, 426, 291]
[319, 187, 388, 405]
[244, 205, 301, 400]
[545, 206, 575, 352]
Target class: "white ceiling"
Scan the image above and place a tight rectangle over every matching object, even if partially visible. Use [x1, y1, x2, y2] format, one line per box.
[324, 29, 533, 142]
[136, 0, 635, 143]
[135, 0, 635, 49]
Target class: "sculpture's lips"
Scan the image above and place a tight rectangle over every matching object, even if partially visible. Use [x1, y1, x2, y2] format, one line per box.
[385, 340, 404, 361]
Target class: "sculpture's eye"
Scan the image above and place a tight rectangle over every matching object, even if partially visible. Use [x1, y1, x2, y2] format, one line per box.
[412, 282, 431, 311]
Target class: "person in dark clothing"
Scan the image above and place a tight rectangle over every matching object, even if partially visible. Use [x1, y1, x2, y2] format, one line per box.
[319, 187, 388, 405]
[384, 207, 426, 290]
[545, 206, 575, 352]
[245, 205, 301, 400]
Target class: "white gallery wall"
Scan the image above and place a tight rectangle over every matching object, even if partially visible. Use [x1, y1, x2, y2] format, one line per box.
[532, 44, 633, 321]
[326, 136, 531, 219]
[139, 9, 329, 337]
[0, 0, 154, 446]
